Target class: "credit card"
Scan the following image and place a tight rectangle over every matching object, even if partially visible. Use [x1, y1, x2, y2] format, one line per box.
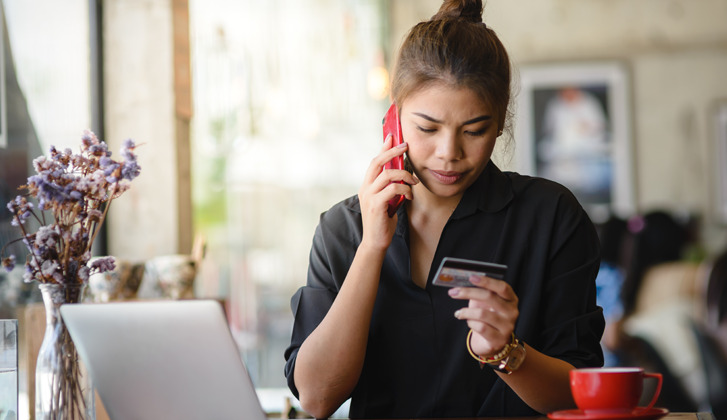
[432, 257, 507, 287]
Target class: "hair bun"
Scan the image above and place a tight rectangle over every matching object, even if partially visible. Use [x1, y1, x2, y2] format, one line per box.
[432, 0, 484, 23]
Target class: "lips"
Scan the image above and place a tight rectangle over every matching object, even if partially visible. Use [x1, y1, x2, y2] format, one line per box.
[429, 170, 464, 184]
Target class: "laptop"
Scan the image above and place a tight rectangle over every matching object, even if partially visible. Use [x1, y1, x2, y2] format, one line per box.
[60, 299, 268, 420]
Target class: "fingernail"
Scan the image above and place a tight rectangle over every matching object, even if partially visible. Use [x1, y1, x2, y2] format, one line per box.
[448, 288, 460, 297]
[469, 275, 482, 284]
[454, 309, 462, 319]
[396, 141, 407, 148]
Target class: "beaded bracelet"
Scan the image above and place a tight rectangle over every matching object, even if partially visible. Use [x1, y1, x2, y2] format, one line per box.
[466, 329, 516, 364]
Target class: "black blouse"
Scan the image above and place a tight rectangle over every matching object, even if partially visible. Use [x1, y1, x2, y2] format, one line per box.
[284, 162, 604, 418]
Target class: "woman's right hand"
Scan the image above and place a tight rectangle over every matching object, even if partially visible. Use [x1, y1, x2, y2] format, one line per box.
[357, 135, 418, 251]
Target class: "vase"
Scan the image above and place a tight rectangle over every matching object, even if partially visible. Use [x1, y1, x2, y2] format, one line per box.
[35, 282, 95, 420]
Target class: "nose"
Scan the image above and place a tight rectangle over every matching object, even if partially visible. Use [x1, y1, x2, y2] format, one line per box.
[435, 131, 463, 161]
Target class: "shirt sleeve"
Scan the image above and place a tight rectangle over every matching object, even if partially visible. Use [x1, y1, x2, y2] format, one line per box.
[283, 200, 361, 398]
[535, 184, 605, 368]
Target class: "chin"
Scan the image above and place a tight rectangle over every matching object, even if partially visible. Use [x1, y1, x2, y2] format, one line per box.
[417, 179, 468, 199]
[413, 166, 477, 198]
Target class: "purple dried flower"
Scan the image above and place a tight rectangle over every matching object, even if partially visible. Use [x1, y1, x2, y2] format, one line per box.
[89, 143, 109, 157]
[23, 265, 34, 283]
[101, 161, 120, 178]
[36, 225, 60, 248]
[2, 130, 141, 285]
[7, 196, 33, 225]
[121, 159, 141, 181]
[1, 255, 16, 272]
[89, 256, 116, 274]
[81, 130, 97, 148]
[40, 260, 59, 278]
[78, 265, 90, 281]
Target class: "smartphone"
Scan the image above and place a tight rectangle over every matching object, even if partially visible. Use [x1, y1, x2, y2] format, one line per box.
[382, 103, 405, 217]
[432, 257, 507, 287]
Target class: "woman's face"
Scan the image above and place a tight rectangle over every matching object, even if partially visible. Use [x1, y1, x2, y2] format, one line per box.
[400, 83, 499, 200]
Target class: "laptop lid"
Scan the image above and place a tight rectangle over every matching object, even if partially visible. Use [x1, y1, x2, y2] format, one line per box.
[60, 299, 267, 420]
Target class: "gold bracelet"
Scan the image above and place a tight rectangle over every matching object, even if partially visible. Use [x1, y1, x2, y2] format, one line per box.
[466, 329, 516, 364]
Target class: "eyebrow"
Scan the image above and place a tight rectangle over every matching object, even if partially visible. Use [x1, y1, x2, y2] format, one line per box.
[412, 112, 492, 126]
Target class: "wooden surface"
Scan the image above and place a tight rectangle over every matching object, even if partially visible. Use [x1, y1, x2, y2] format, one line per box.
[16, 305, 715, 420]
[18, 303, 44, 420]
[18, 303, 110, 420]
[342, 413, 713, 420]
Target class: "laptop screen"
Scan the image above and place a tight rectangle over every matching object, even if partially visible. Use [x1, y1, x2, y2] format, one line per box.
[61, 300, 267, 420]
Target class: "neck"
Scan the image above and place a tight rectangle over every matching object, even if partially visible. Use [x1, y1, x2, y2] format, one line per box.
[407, 182, 462, 221]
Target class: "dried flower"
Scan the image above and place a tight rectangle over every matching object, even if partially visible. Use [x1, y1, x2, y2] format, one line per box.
[1, 255, 16, 271]
[1, 130, 141, 285]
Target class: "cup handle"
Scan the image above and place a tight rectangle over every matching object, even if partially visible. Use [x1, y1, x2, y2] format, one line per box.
[642, 372, 663, 410]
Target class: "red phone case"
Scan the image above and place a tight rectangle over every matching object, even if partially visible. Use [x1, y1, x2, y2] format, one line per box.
[383, 103, 405, 217]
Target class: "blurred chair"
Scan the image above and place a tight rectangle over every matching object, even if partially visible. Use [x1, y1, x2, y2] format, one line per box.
[690, 323, 727, 418]
[615, 211, 708, 408]
[621, 262, 707, 410]
[693, 247, 727, 418]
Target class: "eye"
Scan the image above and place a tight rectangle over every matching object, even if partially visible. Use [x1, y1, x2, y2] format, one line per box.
[416, 126, 436, 133]
[465, 128, 488, 137]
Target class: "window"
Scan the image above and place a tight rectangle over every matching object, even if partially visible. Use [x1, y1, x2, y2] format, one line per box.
[190, 0, 391, 388]
[0, 2, 93, 418]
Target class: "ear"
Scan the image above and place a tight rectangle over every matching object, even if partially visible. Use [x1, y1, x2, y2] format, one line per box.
[497, 115, 506, 137]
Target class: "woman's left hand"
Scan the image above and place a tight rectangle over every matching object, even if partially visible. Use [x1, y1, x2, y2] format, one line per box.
[448, 275, 519, 358]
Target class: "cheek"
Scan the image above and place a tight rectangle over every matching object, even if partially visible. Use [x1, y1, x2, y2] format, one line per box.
[402, 130, 430, 162]
[469, 139, 497, 161]
[401, 125, 418, 146]
[404, 143, 423, 169]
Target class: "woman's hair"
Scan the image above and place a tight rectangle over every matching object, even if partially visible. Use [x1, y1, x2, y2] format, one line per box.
[619, 211, 689, 315]
[391, 0, 512, 136]
[597, 216, 628, 267]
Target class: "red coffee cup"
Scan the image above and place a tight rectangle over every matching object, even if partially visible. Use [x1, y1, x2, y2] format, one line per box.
[570, 367, 663, 414]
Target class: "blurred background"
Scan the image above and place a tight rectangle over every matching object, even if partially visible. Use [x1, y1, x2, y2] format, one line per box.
[1, 0, 727, 418]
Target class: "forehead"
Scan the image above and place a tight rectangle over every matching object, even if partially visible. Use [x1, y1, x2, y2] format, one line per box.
[401, 82, 492, 117]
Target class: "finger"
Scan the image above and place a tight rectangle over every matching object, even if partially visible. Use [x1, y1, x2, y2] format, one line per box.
[448, 287, 519, 320]
[366, 165, 418, 200]
[468, 319, 507, 343]
[454, 305, 508, 329]
[456, 307, 514, 341]
[447, 283, 516, 305]
[358, 176, 410, 214]
[376, 141, 408, 167]
[363, 141, 408, 184]
[468, 323, 512, 355]
[381, 169, 419, 188]
[469, 275, 517, 301]
[363, 135, 394, 184]
[384, 181, 414, 201]
[381, 133, 393, 150]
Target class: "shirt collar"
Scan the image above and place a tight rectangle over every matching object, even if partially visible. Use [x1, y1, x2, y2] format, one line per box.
[451, 161, 513, 219]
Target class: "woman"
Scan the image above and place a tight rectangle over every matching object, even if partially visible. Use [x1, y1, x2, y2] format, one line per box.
[284, 1, 604, 418]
